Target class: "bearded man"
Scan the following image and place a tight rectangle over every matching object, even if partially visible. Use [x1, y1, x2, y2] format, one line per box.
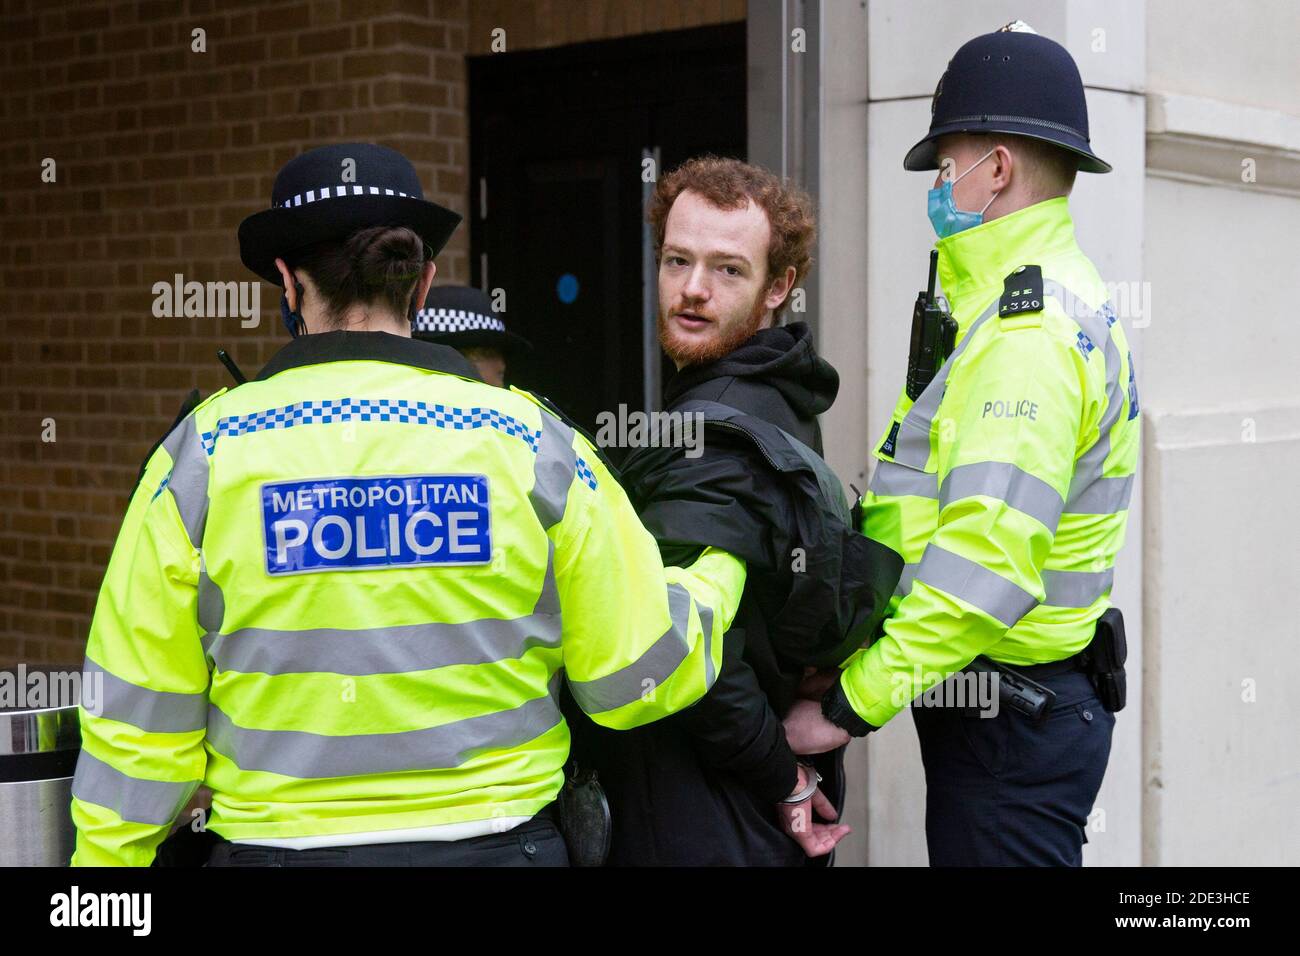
[566, 157, 901, 866]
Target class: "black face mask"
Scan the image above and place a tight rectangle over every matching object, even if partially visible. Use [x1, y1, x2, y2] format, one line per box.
[280, 280, 307, 338]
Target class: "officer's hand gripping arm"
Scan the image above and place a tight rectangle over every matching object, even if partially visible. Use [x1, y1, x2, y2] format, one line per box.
[553, 438, 746, 730]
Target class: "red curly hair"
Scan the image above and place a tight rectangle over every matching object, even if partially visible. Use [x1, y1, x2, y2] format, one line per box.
[647, 156, 816, 320]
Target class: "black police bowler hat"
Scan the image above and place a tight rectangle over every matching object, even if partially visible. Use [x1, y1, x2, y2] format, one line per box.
[414, 285, 532, 357]
[905, 28, 1111, 174]
[238, 143, 463, 286]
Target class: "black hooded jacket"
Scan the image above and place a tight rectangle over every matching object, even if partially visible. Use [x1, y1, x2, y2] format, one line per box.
[566, 323, 902, 866]
[665, 321, 835, 442]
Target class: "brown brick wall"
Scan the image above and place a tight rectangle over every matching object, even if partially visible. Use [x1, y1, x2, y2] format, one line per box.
[0, 0, 474, 665]
[0, 0, 744, 666]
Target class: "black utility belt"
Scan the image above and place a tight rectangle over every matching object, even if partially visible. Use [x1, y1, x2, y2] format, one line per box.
[992, 654, 1085, 681]
[965, 607, 1129, 724]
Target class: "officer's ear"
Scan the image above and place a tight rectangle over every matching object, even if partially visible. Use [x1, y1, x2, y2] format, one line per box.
[412, 260, 437, 319]
[989, 144, 1015, 193]
[273, 257, 300, 311]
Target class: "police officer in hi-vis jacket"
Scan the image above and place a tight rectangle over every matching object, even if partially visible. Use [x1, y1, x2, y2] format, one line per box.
[70, 143, 747, 867]
[795, 23, 1137, 867]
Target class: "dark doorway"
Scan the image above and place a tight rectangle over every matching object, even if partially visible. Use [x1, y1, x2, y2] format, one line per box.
[468, 23, 747, 435]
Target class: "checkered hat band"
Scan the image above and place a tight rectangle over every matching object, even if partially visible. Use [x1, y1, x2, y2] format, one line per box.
[415, 308, 506, 334]
[276, 185, 415, 208]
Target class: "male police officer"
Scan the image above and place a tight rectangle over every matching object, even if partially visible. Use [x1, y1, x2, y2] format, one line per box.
[69, 143, 746, 866]
[414, 285, 531, 388]
[796, 24, 1139, 866]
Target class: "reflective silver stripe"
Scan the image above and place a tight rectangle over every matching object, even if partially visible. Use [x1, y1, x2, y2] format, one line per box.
[1042, 567, 1114, 608]
[205, 545, 561, 675]
[160, 414, 210, 546]
[869, 459, 938, 499]
[567, 583, 705, 714]
[914, 545, 1037, 628]
[198, 565, 224, 638]
[205, 673, 563, 778]
[207, 612, 562, 677]
[894, 562, 919, 598]
[700, 602, 716, 687]
[198, 559, 224, 664]
[940, 461, 1064, 532]
[1042, 282, 1130, 515]
[530, 412, 577, 530]
[1064, 473, 1134, 515]
[891, 300, 1001, 469]
[71, 749, 198, 826]
[535, 541, 561, 617]
[83, 657, 208, 734]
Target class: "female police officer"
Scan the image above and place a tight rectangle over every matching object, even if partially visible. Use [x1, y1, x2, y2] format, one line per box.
[69, 143, 745, 867]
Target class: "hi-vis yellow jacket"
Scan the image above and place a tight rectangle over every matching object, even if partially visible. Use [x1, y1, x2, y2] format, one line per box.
[71, 331, 745, 866]
[839, 197, 1138, 729]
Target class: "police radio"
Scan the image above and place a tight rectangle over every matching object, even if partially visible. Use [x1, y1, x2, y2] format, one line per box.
[905, 251, 958, 401]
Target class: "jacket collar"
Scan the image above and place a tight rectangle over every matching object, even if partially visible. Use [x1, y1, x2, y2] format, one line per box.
[935, 196, 1079, 313]
[255, 330, 483, 382]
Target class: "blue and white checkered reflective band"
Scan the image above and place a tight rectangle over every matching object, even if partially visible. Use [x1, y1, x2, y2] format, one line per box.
[276, 185, 415, 208]
[200, 399, 537, 454]
[414, 308, 507, 335]
[196, 398, 599, 490]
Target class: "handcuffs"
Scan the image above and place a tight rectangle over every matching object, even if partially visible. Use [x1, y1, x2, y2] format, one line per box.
[779, 762, 823, 804]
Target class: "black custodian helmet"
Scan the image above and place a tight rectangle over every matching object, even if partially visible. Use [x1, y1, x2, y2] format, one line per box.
[904, 23, 1111, 174]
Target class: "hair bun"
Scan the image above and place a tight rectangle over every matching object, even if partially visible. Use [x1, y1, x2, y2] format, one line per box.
[348, 226, 424, 292]
[284, 226, 429, 326]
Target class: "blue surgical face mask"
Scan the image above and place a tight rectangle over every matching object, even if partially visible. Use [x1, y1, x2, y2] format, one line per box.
[927, 148, 999, 239]
[280, 280, 307, 337]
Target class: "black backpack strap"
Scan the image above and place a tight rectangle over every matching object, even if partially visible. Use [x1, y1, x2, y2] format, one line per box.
[675, 399, 850, 518]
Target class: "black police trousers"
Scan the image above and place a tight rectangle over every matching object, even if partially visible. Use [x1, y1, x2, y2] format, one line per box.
[911, 668, 1114, 866]
[205, 813, 569, 867]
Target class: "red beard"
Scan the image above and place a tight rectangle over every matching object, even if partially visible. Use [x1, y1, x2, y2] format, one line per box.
[659, 290, 769, 368]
